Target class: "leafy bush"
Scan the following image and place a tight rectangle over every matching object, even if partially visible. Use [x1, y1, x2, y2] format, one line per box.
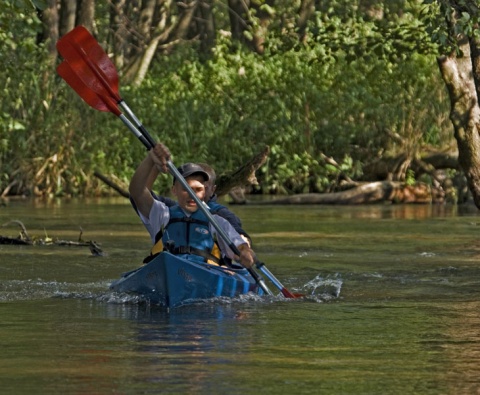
[0, 2, 453, 197]
[131, 35, 449, 195]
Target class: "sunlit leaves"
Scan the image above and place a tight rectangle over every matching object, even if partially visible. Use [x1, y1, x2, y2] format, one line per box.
[0, 0, 463, 196]
[131, 32, 449, 194]
[423, 0, 480, 51]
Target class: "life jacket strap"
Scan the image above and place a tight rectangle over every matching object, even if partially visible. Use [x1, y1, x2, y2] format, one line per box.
[167, 245, 221, 265]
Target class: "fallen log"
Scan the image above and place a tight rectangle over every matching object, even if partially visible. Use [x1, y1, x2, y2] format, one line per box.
[90, 149, 453, 205]
[93, 171, 129, 198]
[215, 145, 270, 197]
[363, 151, 459, 181]
[252, 181, 445, 205]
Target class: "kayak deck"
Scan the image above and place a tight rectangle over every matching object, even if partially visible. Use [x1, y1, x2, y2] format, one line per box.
[110, 252, 262, 308]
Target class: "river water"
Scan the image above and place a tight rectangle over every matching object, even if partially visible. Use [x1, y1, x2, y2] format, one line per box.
[1, 198, 480, 394]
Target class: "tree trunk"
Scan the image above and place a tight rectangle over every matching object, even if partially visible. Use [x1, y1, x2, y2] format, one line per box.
[171, 0, 199, 40]
[437, 34, 480, 208]
[228, 0, 249, 44]
[59, 0, 77, 36]
[362, 152, 460, 181]
[123, 0, 196, 85]
[37, 0, 59, 64]
[215, 145, 270, 197]
[130, 34, 163, 86]
[109, 0, 128, 70]
[138, 0, 157, 38]
[128, 0, 157, 60]
[77, 0, 95, 33]
[297, 0, 315, 43]
[250, 0, 274, 54]
[196, 0, 216, 55]
[227, 0, 272, 54]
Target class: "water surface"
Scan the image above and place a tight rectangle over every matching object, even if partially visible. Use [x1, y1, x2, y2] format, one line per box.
[1, 198, 480, 394]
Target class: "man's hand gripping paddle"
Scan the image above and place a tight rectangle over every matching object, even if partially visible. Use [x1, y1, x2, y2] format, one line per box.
[56, 26, 303, 299]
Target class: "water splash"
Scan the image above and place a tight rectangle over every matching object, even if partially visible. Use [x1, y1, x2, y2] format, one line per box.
[0, 276, 341, 307]
[419, 252, 436, 257]
[300, 274, 343, 301]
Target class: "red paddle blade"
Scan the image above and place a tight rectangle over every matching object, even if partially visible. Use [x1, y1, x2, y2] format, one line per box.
[281, 288, 304, 299]
[57, 62, 121, 116]
[56, 25, 121, 102]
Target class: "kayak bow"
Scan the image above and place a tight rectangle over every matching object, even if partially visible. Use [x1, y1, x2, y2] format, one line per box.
[110, 252, 264, 308]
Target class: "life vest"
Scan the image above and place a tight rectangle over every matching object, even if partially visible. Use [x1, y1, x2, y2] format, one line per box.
[146, 205, 222, 265]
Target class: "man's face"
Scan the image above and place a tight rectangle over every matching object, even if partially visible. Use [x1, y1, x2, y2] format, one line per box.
[172, 175, 206, 213]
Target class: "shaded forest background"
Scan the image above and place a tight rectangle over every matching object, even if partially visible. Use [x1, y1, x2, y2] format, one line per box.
[1, 0, 479, 205]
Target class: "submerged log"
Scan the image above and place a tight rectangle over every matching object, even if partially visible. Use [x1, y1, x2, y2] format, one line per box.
[0, 236, 31, 245]
[253, 181, 444, 205]
[1, 220, 31, 243]
[0, 221, 105, 255]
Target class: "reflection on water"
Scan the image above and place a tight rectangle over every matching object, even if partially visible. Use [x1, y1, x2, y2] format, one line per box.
[320, 202, 473, 220]
[441, 300, 480, 394]
[104, 303, 248, 393]
[1, 199, 480, 393]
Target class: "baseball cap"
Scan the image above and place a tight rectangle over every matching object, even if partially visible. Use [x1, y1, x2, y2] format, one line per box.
[174, 163, 209, 184]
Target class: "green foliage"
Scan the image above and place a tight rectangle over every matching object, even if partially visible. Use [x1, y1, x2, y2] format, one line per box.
[261, 148, 361, 194]
[422, 0, 480, 52]
[0, 0, 456, 197]
[0, 6, 137, 196]
[131, 32, 449, 194]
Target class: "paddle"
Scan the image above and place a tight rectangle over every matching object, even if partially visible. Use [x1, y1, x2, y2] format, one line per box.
[57, 62, 153, 149]
[57, 26, 302, 299]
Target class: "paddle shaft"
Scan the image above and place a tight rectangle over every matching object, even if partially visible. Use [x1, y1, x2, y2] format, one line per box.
[88, 87, 273, 294]
[61, 69, 273, 296]
[255, 262, 297, 298]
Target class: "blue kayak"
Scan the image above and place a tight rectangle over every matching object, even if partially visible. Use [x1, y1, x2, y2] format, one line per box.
[110, 252, 263, 308]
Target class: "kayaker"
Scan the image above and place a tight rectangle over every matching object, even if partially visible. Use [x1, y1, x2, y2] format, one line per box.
[129, 142, 257, 269]
[129, 158, 252, 245]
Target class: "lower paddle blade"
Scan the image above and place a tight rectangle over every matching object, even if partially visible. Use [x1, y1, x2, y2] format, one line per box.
[281, 288, 304, 299]
[56, 26, 121, 102]
[57, 61, 121, 116]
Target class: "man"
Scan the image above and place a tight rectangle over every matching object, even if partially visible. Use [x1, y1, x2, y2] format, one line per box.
[130, 158, 251, 245]
[129, 142, 255, 268]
